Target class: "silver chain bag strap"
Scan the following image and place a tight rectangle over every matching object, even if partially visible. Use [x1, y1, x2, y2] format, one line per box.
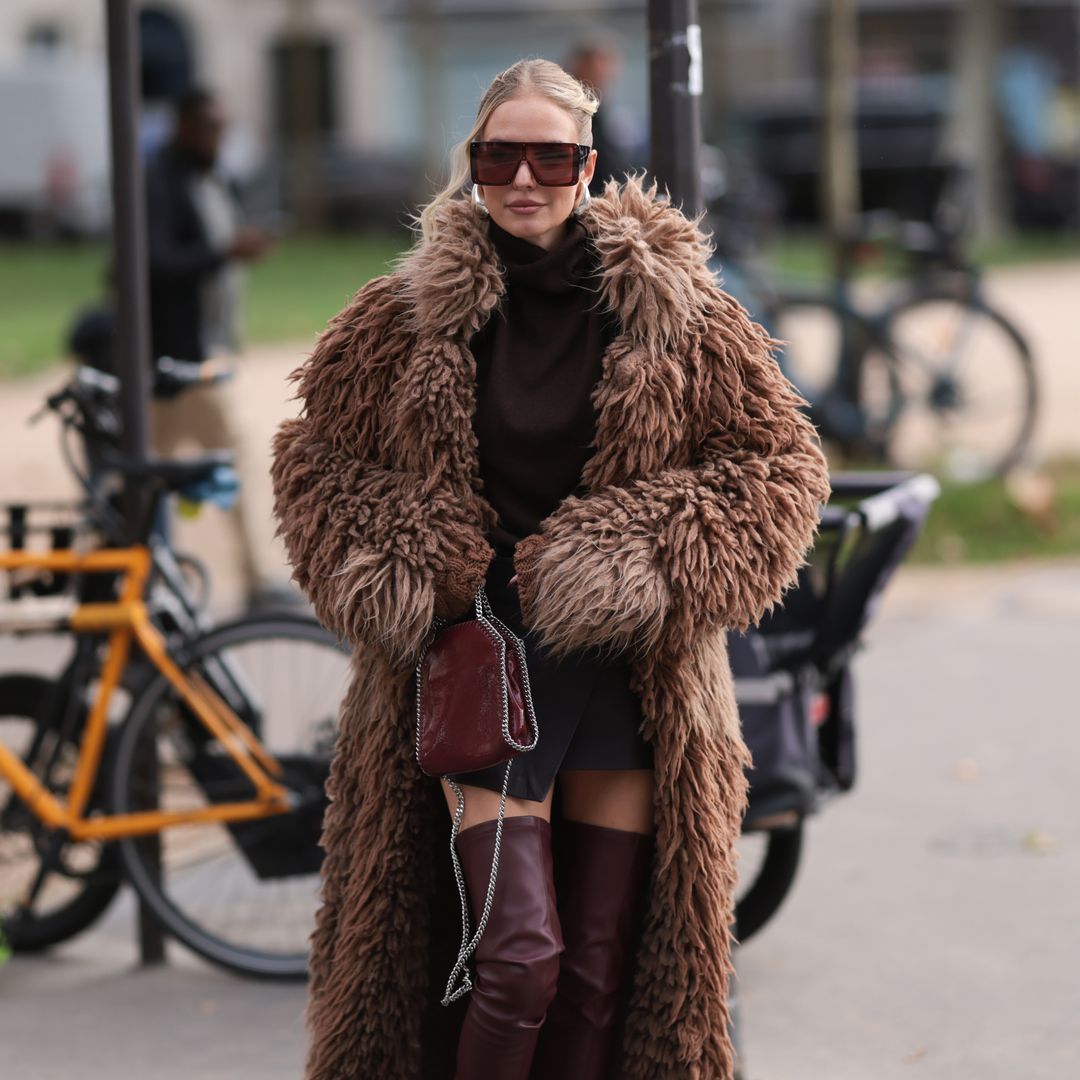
[414, 584, 539, 1005]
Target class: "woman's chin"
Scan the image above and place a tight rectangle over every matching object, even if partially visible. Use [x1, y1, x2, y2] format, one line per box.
[495, 214, 546, 236]
[491, 209, 568, 246]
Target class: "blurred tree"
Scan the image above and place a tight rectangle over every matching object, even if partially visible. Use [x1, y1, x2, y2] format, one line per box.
[277, 0, 327, 230]
[950, 0, 1007, 237]
[820, 0, 860, 269]
[408, 0, 445, 186]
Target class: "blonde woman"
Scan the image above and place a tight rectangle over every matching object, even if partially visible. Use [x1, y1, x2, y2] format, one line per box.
[271, 58, 830, 1080]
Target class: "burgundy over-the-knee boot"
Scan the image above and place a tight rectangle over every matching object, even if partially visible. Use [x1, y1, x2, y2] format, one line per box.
[530, 819, 655, 1080]
[453, 815, 564, 1080]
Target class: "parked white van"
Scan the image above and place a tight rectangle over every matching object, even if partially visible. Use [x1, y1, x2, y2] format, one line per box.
[0, 56, 110, 237]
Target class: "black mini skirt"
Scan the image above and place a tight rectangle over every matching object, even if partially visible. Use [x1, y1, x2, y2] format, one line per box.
[441, 554, 654, 803]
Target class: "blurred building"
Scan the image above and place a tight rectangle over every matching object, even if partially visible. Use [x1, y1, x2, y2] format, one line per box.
[0, 0, 1076, 233]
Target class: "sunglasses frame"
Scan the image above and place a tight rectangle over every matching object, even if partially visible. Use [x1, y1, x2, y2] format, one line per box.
[469, 141, 592, 187]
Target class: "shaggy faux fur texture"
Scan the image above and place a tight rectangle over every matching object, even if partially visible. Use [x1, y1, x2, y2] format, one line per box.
[270, 175, 831, 1079]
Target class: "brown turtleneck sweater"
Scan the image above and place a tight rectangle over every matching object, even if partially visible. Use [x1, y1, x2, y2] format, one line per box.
[469, 216, 619, 557]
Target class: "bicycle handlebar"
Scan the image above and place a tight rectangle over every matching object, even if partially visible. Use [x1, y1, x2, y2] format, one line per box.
[154, 356, 234, 394]
[32, 360, 243, 542]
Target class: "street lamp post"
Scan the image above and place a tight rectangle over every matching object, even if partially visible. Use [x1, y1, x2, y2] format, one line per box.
[104, 0, 164, 966]
[105, 0, 152, 492]
[648, 13, 744, 1073]
[647, 0, 705, 216]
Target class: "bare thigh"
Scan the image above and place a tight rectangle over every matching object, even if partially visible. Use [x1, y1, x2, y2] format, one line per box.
[439, 771, 655, 834]
[440, 778, 555, 832]
[558, 770, 655, 836]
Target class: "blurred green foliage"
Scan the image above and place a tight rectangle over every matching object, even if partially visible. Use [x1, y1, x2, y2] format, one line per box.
[0, 232, 407, 378]
[0, 242, 107, 377]
[4, 229, 1079, 378]
[763, 229, 1080, 287]
[905, 457, 1080, 563]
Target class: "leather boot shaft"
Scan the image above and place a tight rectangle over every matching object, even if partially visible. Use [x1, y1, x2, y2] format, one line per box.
[453, 815, 564, 1080]
[530, 819, 655, 1080]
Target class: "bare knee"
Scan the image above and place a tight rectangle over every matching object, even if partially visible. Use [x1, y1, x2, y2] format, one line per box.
[440, 778, 554, 831]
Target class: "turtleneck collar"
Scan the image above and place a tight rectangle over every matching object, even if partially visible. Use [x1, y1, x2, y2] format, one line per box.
[487, 215, 592, 295]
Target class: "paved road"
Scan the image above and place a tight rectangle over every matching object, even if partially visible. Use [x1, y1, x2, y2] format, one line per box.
[3, 557, 1078, 1079]
[736, 558, 1080, 1080]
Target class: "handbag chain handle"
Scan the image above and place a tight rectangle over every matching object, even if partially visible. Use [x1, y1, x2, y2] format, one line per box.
[440, 758, 514, 1004]
[415, 583, 540, 1005]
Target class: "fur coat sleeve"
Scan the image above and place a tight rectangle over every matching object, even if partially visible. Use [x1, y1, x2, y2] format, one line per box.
[270, 274, 494, 660]
[512, 287, 832, 657]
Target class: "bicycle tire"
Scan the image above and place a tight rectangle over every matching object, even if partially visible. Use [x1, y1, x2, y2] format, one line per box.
[734, 822, 804, 942]
[767, 293, 905, 458]
[1, 673, 122, 952]
[883, 290, 1038, 479]
[110, 614, 348, 980]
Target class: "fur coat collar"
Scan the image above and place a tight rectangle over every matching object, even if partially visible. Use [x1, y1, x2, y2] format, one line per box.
[270, 176, 832, 1079]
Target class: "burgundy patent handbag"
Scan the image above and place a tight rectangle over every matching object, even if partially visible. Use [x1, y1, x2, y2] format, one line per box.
[414, 584, 540, 1006]
[415, 586, 538, 777]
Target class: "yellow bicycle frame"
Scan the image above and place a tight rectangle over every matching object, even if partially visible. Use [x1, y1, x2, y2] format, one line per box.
[0, 546, 292, 843]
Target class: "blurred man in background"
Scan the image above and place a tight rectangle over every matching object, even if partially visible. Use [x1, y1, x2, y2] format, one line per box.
[146, 87, 270, 365]
[146, 87, 281, 609]
[568, 40, 646, 195]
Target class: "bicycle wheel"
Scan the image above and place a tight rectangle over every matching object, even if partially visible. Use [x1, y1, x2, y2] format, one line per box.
[768, 294, 904, 460]
[110, 615, 350, 979]
[884, 292, 1038, 480]
[734, 822, 804, 942]
[0, 673, 122, 951]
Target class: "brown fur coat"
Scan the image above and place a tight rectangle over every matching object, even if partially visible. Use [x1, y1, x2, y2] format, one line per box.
[270, 176, 831, 1079]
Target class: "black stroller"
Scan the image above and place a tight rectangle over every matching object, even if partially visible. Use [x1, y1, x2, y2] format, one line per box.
[731, 469, 941, 941]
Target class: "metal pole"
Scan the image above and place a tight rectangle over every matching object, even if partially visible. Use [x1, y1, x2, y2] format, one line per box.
[105, 0, 152, 482]
[105, 0, 165, 965]
[648, 0, 704, 216]
[649, 7, 738, 1066]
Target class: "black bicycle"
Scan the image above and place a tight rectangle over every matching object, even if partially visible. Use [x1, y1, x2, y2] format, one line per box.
[709, 166, 1038, 482]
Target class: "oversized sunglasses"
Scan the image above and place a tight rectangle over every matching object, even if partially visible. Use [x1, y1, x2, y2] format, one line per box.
[470, 141, 591, 186]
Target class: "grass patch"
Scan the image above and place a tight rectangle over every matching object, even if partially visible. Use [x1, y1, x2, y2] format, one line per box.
[0, 241, 108, 377]
[762, 229, 1080, 288]
[244, 232, 407, 345]
[0, 231, 410, 378]
[5, 226, 1078, 378]
[903, 457, 1080, 564]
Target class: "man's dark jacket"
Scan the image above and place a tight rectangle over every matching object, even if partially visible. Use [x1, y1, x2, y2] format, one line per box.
[145, 143, 230, 364]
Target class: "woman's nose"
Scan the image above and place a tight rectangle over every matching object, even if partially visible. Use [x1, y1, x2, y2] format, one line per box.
[511, 158, 536, 187]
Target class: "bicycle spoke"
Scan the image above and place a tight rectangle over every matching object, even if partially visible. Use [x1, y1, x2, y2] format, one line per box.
[112, 617, 348, 977]
[886, 295, 1036, 479]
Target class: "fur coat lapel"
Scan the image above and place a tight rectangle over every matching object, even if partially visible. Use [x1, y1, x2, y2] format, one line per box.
[270, 175, 832, 1080]
[392, 177, 714, 496]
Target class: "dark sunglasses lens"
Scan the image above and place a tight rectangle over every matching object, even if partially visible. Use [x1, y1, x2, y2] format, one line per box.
[471, 143, 582, 186]
[526, 144, 579, 185]
[471, 144, 520, 184]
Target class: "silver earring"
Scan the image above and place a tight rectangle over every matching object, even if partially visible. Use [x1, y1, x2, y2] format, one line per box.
[573, 184, 592, 214]
[472, 184, 489, 215]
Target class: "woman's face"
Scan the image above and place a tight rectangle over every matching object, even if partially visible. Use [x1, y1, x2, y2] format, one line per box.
[478, 93, 597, 251]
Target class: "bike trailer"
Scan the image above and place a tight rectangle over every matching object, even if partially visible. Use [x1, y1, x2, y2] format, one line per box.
[731, 470, 940, 828]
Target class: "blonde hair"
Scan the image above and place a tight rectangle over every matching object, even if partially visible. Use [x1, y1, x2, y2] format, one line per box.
[414, 59, 600, 244]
